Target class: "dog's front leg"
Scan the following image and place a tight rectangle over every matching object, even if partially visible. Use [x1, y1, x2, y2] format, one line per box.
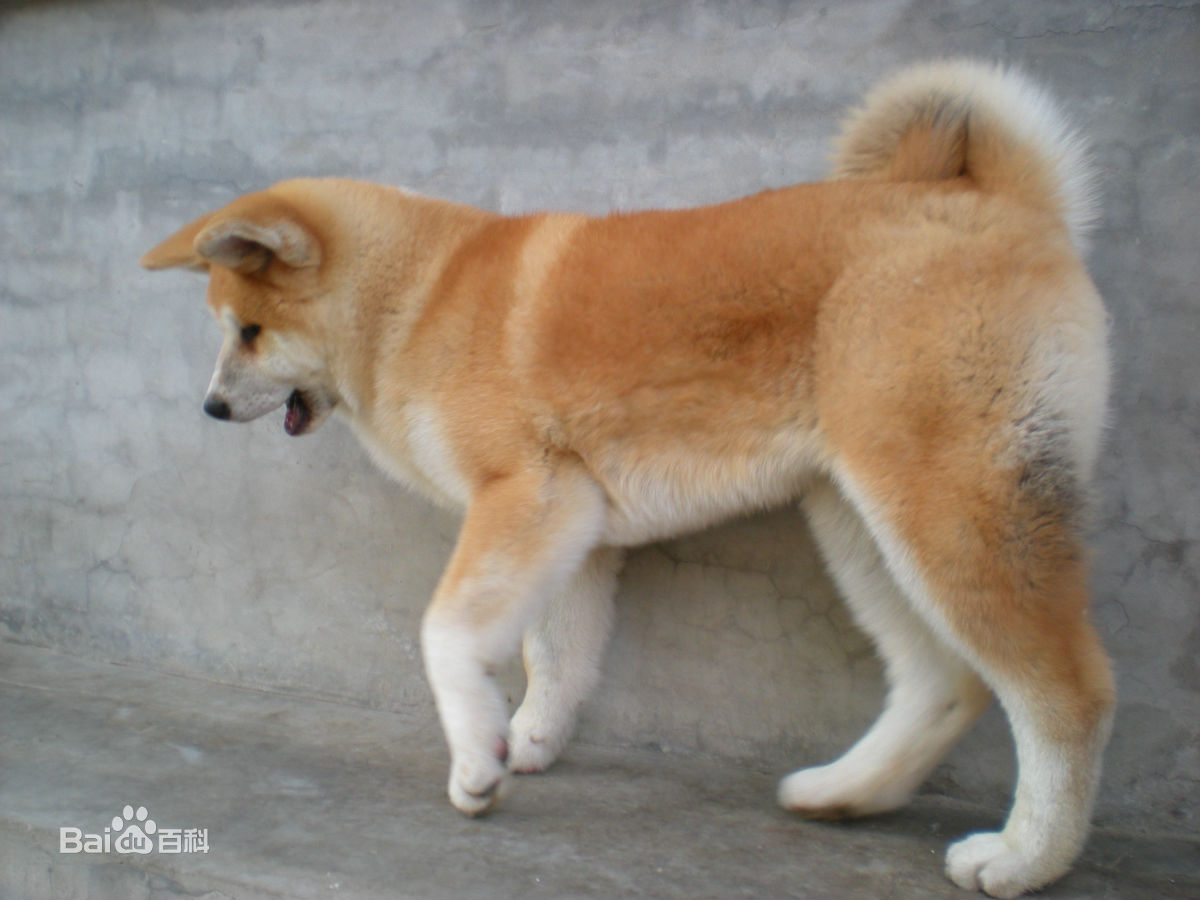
[509, 545, 624, 774]
[420, 460, 607, 816]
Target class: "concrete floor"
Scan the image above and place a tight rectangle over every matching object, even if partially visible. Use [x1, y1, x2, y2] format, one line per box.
[1, 642, 1195, 900]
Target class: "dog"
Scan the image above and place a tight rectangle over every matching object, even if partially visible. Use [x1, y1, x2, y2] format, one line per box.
[142, 60, 1114, 898]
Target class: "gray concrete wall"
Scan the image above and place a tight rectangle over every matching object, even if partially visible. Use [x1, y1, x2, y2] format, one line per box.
[2, 0, 1197, 836]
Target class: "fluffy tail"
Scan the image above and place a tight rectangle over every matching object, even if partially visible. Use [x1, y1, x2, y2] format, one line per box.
[831, 60, 1097, 252]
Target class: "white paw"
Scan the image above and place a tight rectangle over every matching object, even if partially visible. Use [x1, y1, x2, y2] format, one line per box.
[446, 740, 511, 817]
[945, 831, 1067, 899]
[777, 765, 908, 819]
[507, 704, 569, 774]
[778, 766, 855, 819]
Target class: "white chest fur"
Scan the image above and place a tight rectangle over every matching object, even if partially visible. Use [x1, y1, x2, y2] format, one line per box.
[347, 403, 471, 510]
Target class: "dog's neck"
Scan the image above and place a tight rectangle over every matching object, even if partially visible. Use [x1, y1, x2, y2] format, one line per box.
[286, 179, 499, 422]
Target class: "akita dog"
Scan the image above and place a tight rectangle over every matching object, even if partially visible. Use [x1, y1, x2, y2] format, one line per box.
[143, 61, 1114, 897]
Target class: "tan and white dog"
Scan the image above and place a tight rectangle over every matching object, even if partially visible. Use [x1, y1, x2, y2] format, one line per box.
[143, 61, 1114, 898]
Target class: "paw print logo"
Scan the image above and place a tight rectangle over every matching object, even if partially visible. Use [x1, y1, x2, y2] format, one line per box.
[112, 805, 156, 854]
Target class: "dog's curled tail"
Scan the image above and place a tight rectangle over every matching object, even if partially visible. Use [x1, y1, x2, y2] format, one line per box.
[831, 60, 1097, 252]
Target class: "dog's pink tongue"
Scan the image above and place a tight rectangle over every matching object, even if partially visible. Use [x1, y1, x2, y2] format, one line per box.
[284, 391, 310, 436]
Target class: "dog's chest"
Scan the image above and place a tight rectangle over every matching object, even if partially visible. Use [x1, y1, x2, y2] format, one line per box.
[348, 405, 472, 510]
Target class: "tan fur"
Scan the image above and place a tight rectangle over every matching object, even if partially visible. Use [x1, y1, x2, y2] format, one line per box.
[143, 61, 1113, 898]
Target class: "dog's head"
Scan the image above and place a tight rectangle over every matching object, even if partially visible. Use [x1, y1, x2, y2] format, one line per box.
[141, 190, 339, 436]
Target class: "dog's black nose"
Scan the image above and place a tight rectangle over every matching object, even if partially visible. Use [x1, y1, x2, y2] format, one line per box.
[203, 397, 232, 420]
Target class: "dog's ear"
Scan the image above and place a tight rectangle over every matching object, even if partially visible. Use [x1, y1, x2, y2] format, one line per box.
[195, 214, 321, 274]
[140, 213, 212, 271]
[141, 192, 322, 274]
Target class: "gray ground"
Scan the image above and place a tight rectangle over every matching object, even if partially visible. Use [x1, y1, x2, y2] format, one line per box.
[2, 644, 1196, 900]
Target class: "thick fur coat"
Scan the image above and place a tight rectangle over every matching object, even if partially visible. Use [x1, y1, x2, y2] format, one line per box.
[143, 61, 1114, 898]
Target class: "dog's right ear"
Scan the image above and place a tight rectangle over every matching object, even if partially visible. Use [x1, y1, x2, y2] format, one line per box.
[193, 214, 320, 273]
[140, 213, 213, 272]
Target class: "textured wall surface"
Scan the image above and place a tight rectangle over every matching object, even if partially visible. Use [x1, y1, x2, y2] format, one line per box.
[1, 0, 1197, 835]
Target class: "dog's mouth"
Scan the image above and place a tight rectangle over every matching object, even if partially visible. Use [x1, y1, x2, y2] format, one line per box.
[284, 389, 314, 436]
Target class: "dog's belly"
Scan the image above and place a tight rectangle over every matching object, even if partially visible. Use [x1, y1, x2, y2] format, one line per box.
[592, 429, 824, 546]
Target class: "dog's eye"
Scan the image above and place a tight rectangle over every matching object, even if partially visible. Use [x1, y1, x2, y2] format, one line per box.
[240, 324, 262, 345]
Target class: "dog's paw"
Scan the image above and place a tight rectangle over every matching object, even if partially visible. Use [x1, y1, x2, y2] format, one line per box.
[777, 765, 909, 820]
[507, 731, 559, 774]
[507, 704, 569, 774]
[447, 761, 509, 817]
[945, 831, 1066, 899]
[447, 739, 511, 817]
[777, 767, 856, 819]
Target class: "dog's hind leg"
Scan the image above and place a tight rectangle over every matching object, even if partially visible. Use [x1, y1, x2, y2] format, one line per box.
[933, 552, 1113, 898]
[508, 546, 624, 773]
[834, 461, 1114, 899]
[779, 476, 991, 819]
